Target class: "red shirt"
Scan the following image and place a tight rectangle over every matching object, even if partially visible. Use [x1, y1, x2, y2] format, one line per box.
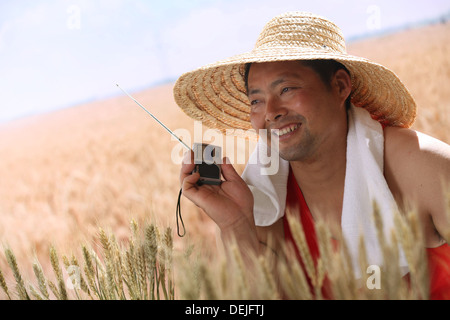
[283, 168, 333, 299]
[427, 243, 450, 299]
[283, 168, 450, 299]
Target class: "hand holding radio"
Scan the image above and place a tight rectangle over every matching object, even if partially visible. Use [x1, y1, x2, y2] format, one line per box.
[180, 150, 257, 239]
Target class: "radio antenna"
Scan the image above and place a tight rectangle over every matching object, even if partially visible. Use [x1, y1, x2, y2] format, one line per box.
[116, 84, 191, 151]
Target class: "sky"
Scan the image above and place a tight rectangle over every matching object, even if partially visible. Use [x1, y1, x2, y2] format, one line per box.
[0, 0, 449, 124]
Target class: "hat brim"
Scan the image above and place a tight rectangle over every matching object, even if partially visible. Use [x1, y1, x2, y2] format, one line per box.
[173, 47, 416, 138]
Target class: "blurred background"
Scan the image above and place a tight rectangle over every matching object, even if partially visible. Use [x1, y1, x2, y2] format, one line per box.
[1, 0, 449, 123]
[0, 0, 449, 296]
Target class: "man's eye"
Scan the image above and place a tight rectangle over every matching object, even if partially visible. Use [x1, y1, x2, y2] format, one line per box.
[281, 87, 291, 94]
[251, 100, 260, 105]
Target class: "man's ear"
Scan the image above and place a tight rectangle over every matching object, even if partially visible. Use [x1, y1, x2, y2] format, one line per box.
[333, 69, 352, 104]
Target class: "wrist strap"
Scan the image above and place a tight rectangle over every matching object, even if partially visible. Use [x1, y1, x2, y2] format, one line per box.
[176, 188, 186, 237]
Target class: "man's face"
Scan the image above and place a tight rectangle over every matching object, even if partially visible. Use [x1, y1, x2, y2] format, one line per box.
[247, 60, 345, 162]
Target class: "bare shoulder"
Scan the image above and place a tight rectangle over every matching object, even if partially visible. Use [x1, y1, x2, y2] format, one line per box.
[384, 126, 450, 175]
[384, 126, 450, 246]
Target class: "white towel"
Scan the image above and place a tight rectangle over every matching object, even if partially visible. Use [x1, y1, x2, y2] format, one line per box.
[241, 104, 409, 278]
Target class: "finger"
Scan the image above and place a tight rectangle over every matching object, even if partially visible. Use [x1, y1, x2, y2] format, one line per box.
[180, 150, 195, 184]
[182, 150, 195, 167]
[220, 157, 241, 182]
[181, 172, 201, 202]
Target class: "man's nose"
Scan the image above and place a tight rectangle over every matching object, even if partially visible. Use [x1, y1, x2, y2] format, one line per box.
[265, 96, 287, 122]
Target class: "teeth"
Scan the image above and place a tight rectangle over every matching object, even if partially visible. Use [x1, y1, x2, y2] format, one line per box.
[275, 124, 299, 136]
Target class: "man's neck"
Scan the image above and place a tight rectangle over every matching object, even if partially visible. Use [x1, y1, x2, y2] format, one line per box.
[290, 148, 346, 193]
[290, 128, 347, 189]
[288, 124, 348, 225]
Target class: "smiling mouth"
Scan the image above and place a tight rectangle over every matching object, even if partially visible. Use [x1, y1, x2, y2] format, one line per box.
[272, 123, 300, 137]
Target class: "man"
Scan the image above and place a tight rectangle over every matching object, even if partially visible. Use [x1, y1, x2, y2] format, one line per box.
[174, 12, 450, 299]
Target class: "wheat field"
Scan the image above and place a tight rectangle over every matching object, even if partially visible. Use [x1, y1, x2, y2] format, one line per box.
[0, 21, 449, 299]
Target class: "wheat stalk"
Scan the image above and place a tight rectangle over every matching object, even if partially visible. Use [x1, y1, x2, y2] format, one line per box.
[1, 197, 443, 300]
[47, 281, 60, 299]
[0, 221, 175, 300]
[231, 244, 250, 299]
[176, 254, 200, 299]
[198, 263, 217, 300]
[443, 187, 450, 243]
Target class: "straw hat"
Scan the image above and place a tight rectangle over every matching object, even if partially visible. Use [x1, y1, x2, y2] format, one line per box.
[173, 11, 416, 137]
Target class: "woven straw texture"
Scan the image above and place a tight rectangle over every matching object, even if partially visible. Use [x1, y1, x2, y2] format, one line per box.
[173, 11, 417, 137]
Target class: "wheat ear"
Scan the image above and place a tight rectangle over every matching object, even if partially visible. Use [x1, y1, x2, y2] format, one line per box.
[70, 253, 92, 298]
[32, 260, 50, 300]
[394, 209, 429, 299]
[0, 266, 11, 300]
[136, 244, 148, 299]
[82, 245, 100, 299]
[99, 228, 117, 299]
[5, 247, 29, 300]
[123, 247, 138, 299]
[286, 212, 317, 290]
[49, 246, 68, 300]
[277, 248, 312, 299]
[145, 224, 158, 300]
[257, 255, 279, 299]
[28, 284, 44, 300]
[162, 227, 174, 299]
